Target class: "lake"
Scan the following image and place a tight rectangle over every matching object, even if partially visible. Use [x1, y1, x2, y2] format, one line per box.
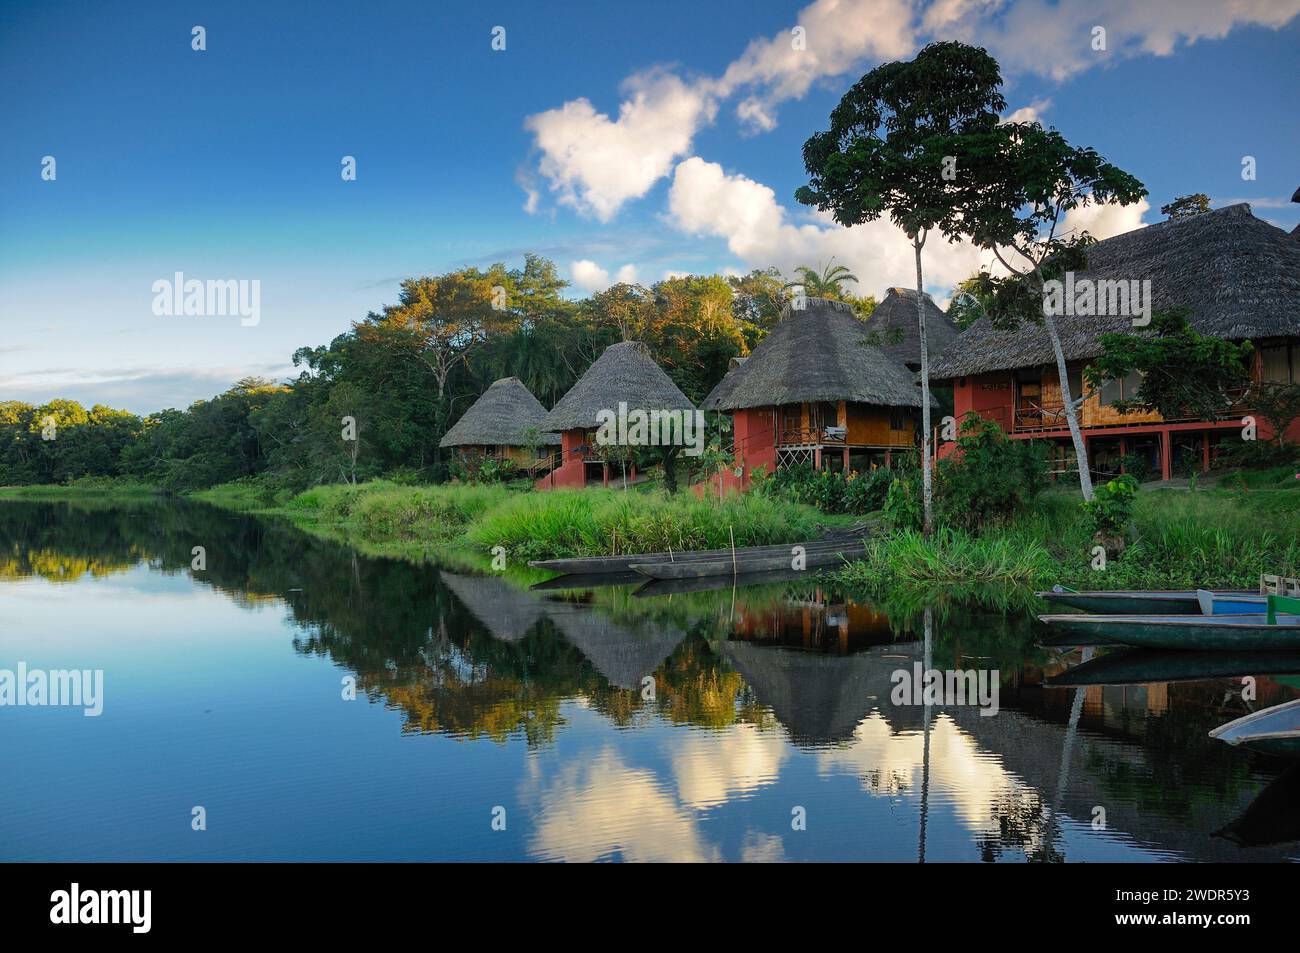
[2, 498, 1296, 862]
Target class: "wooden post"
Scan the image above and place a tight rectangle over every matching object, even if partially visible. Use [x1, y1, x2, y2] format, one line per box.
[1202, 432, 1211, 473]
[1159, 429, 1172, 481]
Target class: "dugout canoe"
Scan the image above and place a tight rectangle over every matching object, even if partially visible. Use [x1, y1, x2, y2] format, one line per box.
[629, 540, 868, 580]
[1037, 587, 1257, 615]
[1046, 648, 1300, 687]
[1209, 698, 1300, 757]
[1038, 613, 1300, 651]
[529, 535, 866, 575]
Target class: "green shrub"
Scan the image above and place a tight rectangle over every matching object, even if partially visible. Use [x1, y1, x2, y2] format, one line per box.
[467, 488, 834, 560]
[936, 415, 1048, 531]
[1082, 474, 1139, 536]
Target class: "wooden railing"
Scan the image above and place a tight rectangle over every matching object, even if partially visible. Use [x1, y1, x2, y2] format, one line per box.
[778, 426, 847, 446]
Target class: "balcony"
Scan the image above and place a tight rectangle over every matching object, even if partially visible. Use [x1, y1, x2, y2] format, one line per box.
[778, 425, 847, 447]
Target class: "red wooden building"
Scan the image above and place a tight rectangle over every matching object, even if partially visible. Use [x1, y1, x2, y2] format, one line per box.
[931, 204, 1300, 480]
[700, 297, 937, 494]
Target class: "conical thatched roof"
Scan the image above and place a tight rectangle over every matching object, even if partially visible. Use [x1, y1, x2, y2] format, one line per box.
[440, 377, 560, 448]
[439, 571, 548, 642]
[539, 341, 694, 432]
[721, 641, 900, 745]
[931, 203, 1300, 380]
[867, 287, 960, 368]
[544, 601, 685, 690]
[702, 297, 933, 411]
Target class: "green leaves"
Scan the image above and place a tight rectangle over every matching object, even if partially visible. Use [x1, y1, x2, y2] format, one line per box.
[1086, 307, 1253, 421]
[796, 41, 1007, 238]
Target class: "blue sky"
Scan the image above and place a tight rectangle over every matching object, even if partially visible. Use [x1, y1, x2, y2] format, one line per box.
[2, 0, 1297, 413]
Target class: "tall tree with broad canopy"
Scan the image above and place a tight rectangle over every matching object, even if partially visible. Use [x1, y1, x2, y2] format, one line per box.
[796, 41, 1007, 536]
[951, 121, 1146, 501]
[1085, 308, 1253, 422]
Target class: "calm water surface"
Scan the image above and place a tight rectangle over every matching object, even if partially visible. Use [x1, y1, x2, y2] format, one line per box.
[2, 499, 1297, 862]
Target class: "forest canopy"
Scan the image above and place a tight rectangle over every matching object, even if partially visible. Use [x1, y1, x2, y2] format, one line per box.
[0, 255, 879, 491]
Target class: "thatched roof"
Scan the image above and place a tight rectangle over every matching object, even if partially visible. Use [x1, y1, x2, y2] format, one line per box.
[440, 377, 560, 448]
[544, 601, 685, 690]
[721, 641, 902, 745]
[702, 297, 934, 411]
[930, 203, 1300, 380]
[539, 341, 694, 432]
[439, 571, 548, 642]
[867, 287, 960, 368]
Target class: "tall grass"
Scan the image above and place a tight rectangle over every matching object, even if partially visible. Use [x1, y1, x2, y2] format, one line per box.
[838, 528, 1055, 587]
[290, 480, 512, 542]
[836, 486, 1300, 592]
[466, 488, 840, 560]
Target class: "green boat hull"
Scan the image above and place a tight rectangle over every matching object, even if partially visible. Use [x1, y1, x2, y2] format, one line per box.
[1047, 648, 1300, 686]
[1040, 613, 1300, 651]
[1241, 736, 1300, 757]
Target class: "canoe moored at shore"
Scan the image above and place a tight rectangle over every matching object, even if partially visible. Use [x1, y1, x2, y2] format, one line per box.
[1037, 613, 1300, 651]
[629, 541, 867, 580]
[1196, 589, 1269, 615]
[1209, 698, 1300, 757]
[528, 534, 866, 575]
[1046, 648, 1300, 687]
[1036, 587, 1256, 615]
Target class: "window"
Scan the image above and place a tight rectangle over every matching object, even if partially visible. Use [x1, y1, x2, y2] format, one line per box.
[1262, 344, 1293, 383]
[1067, 366, 1084, 401]
[889, 408, 907, 431]
[1101, 371, 1143, 406]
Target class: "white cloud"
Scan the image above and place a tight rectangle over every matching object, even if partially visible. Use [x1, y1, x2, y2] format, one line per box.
[569, 259, 641, 293]
[524, 70, 716, 222]
[1059, 196, 1151, 241]
[1001, 97, 1052, 124]
[569, 259, 611, 293]
[667, 156, 991, 297]
[963, 0, 1300, 82]
[523, 1, 1298, 219]
[716, 0, 916, 131]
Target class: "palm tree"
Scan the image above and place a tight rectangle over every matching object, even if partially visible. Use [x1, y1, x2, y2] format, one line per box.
[783, 259, 859, 299]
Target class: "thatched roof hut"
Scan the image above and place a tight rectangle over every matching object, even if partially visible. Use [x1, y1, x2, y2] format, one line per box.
[438, 571, 548, 642]
[721, 641, 909, 745]
[930, 203, 1300, 380]
[439, 377, 560, 448]
[702, 297, 933, 411]
[539, 341, 694, 432]
[866, 287, 959, 369]
[543, 601, 685, 690]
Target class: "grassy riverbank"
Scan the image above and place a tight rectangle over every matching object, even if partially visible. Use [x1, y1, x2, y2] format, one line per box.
[188, 477, 850, 562]
[9, 475, 1296, 592]
[835, 487, 1300, 592]
[0, 477, 161, 500]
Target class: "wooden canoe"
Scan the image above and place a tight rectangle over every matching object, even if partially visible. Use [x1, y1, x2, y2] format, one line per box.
[633, 567, 817, 597]
[1209, 698, 1300, 757]
[1038, 612, 1300, 651]
[1046, 648, 1300, 686]
[629, 541, 867, 580]
[529, 535, 864, 575]
[1037, 588, 1256, 615]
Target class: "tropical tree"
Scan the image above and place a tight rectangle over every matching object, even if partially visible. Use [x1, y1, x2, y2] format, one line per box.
[1085, 308, 1252, 422]
[1160, 193, 1211, 220]
[783, 260, 859, 299]
[796, 41, 1008, 535]
[954, 120, 1146, 501]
